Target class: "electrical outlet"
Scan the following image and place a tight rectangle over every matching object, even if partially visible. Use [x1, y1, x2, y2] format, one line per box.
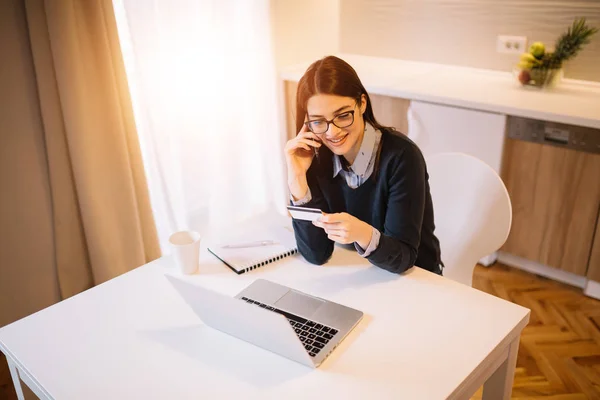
[497, 35, 527, 54]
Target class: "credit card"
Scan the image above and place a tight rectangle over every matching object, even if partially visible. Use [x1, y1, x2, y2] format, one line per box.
[287, 205, 323, 222]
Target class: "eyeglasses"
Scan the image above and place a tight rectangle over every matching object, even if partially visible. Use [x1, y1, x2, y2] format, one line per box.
[304, 106, 356, 134]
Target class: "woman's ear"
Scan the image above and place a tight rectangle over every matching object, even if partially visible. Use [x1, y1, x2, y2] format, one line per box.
[360, 94, 367, 115]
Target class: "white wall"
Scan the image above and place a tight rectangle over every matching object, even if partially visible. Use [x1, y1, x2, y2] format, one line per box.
[339, 0, 600, 81]
[270, 0, 340, 69]
[271, 0, 600, 81]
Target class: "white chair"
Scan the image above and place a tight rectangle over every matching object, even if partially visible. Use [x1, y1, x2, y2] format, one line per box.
[426, 152, 512, 286]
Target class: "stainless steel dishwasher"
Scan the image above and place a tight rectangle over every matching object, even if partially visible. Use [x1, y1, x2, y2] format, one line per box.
[506, 115, 600, 154]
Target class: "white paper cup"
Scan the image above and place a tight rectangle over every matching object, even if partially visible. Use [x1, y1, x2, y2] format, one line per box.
[169, 231, 201, 274]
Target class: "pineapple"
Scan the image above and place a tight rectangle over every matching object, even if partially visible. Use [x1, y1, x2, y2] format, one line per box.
[547, 18, 598, 69]
[520, 18, 597, 87]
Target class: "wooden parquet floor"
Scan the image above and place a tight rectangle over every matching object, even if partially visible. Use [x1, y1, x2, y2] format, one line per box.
[470, 264, 600, 400]
[1, 263, 599, 400]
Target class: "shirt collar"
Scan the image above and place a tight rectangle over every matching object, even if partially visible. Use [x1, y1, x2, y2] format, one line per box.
[333, 122, 378, 178]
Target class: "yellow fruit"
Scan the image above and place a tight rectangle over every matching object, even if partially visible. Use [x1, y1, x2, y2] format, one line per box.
[517, 53, 536, 70]
[529, 42, 545, 59]
[517, 61, 533, 70]
[520, 53, 536, 63]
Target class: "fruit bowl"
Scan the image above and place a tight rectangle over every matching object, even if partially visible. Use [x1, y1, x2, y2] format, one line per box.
[515, 67, 563, 89]
[513, 18, 597, 90]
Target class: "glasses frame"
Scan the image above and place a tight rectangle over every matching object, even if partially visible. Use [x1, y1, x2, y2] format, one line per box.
[304, 105, 357, 134]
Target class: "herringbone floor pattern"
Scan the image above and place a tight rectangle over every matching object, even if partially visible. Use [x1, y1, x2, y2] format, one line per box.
[470, 264, 600, 400]
[1, 263, 599, 399]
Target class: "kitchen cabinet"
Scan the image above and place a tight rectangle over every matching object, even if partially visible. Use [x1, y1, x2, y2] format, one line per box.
[368, 94, 410, 135]
[284, 81, 298, 140]
[407, 101, 506, 173]
[586, 215, 600, 282]
[501, 138, 600, 276]
[406, 101, 507, 266]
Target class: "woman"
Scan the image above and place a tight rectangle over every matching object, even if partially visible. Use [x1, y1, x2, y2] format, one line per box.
[284, 56, 442, 275]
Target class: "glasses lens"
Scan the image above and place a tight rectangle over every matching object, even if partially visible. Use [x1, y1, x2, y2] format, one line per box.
[308, 120, 328, 134]
[333, 112, 354, 128]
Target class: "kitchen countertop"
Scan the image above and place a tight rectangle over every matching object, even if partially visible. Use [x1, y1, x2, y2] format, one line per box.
[280, 54, 600, 130]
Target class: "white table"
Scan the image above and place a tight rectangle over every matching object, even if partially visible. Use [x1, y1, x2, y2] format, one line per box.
[0, 245, 529, 399]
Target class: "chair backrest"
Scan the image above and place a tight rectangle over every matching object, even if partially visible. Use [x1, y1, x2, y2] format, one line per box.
[426, 152, 512, 286]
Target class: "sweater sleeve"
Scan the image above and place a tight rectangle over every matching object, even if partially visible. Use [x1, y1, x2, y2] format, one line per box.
[291, 167, 334, 265]
[366, 144, 426, 273]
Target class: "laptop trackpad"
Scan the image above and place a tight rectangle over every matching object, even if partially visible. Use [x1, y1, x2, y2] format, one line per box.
[274, 290, 324, 318]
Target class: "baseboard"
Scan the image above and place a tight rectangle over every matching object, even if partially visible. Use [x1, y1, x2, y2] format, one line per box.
[584, 280, 600, 301]
[497, 252, 588, 289]
[478, 253, 498, 267]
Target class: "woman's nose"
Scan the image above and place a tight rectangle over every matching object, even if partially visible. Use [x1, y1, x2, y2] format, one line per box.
[327, 122, 342, 136]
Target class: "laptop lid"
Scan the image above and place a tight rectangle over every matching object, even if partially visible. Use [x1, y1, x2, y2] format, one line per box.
[165, 275, 314, 368]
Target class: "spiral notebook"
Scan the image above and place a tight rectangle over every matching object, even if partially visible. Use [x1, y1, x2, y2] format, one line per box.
[207, 225, 298, 274]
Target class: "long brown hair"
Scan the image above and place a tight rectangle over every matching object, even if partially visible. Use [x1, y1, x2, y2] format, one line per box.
[295, 56, 393, 135]
[295, 56, 393, 176]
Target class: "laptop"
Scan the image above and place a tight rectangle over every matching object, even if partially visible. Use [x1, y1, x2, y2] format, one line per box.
[165, 275, 363, 368]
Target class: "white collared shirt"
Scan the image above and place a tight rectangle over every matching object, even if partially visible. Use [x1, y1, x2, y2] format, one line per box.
[292, 123, 382, 257]
[332, 122, 382, 188]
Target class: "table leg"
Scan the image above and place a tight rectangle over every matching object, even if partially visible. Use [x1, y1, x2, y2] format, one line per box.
[7, 359, 25, 400]
[482, 337, 519, 400]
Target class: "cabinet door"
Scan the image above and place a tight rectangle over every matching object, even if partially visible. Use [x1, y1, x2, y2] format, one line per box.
[407, 101, 506, 173]
[368, 94, 410, 135]
[501, 138, 600, 276]
[284, 81, 298, 140]
[283, 80, 409, 140]
[586, 216, 600, 281]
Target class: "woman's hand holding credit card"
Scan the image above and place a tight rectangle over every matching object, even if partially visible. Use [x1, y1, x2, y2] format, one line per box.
[287, 206, 372, 248]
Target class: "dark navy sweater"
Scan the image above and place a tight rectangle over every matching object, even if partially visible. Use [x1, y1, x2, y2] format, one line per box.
[292, 129, 442, 274]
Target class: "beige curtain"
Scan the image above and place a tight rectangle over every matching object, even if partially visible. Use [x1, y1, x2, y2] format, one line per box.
[22, 0, 160, 299]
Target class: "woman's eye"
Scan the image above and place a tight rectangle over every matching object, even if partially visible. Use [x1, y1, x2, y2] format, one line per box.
[310, 120, 326, 127]
[336, 112, 352, 121]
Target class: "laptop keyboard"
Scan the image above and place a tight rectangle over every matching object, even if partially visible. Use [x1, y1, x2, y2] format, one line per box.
[240, 297, 338, 358]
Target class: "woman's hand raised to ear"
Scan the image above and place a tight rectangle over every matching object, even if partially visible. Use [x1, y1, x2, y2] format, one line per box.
[284, 124, 321, 177]
[284, 124, 321, 201]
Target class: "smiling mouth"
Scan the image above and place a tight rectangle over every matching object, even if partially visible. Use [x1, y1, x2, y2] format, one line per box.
[326, 133, 349, 145]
